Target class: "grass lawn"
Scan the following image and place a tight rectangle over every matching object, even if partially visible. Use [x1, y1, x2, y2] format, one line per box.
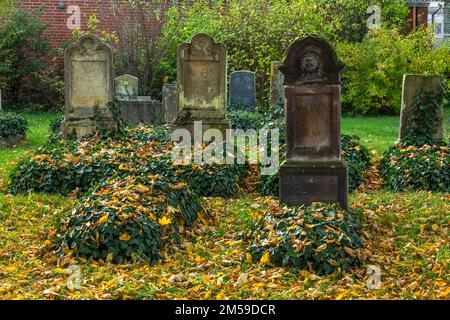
[0, 111, 448, 300]
[0, 112, 61, 179]
[342, 107, 450, 153]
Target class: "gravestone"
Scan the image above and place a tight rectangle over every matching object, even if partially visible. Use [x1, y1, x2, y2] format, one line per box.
[173, 33, 229, 135]
[118, 97, 164, 126]
[399, 74, 444, 143]
[162, 83, 178, 123]
[269, 61, 285, 108]
[115, 74, 139, 99]
[229, 70, 256, 108]
[61, 34, 117, 138]
[279, 35, 348, 208]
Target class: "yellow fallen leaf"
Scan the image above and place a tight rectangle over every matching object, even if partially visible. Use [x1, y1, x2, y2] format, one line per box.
[245, 253, 252, 263]
[53, 268, 67, 274]
[260, 252, 270, 264]
[98, 215, 108, 224]
[119, 233, 131, 241]
[158, 216, 171, 226]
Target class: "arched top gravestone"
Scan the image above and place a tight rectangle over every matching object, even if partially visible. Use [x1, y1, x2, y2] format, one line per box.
[62, 34, 117, 138]
[279, 35, 348, 208]
[280, 35, 343, 86]
[174, 33, 229, 135]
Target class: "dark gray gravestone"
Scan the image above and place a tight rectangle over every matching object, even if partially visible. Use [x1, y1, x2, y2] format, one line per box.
[269, 61, 285, 108]
[279, 35, 348, 208]
[162, 83, 178, 123]
[118, 97, 164, 126]
[229, 70, 256, 108]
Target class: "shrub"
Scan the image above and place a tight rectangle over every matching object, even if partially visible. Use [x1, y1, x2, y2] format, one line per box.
[0, 6, 63, 111]
[160, 0, 408, 110]
[228, 109, 265, 131]
[336, 28, 450, 115]
[0, 114, 28, 138]
[248, 203, 363, 275]
[256, 135, 371, 196]
[9, 125, 248, 198]
[57, 174, 202, 263]
[380, 142, 449, 192]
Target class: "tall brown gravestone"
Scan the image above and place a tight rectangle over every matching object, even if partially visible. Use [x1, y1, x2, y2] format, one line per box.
[173, 33, 229, 135]
[61, 34, 117, 138]
[279, 35, 348, 208]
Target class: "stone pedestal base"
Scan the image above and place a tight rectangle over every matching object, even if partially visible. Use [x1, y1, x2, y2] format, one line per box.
[173, 118, 230, 137]
[61, 118, 118, 139]
[279, 160, 348, 208]
[118, 97, 164, 126]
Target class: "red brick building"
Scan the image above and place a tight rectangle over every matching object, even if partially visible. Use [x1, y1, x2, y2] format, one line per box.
[19, 0, 173, 49]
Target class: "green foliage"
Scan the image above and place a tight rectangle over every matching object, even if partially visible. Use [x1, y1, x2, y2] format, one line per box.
[9, 125, 248, 198]
[57, 174, 202, 263]
[248, 203, 363, 275]
[337, 28, 450, 115]
[402, 85, 445, 146]
[0, 114, 28, 138]
[380, 142, 450, 192]
[256, 135, 371, 197]
[228, 109, 265, 131]
[0, 6, 63, 111]
[160, 0, 408, 110]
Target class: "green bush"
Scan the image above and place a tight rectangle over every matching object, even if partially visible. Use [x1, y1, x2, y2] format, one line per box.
[380, 142, 450, 192]
[9, 125, 248, 198]
[228, 109, 265, 131]
[0, 6, 63, 112]
[337, 28, 450, 115]
[57, 174, 202, 263]
[248, 203, 363, 275]
[0, 114, 28, 137]
[256, 135, 371, 197]
[160, 0, 408, 110]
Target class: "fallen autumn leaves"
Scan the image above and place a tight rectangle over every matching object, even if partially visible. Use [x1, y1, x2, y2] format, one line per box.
[0, 190, 448, 299]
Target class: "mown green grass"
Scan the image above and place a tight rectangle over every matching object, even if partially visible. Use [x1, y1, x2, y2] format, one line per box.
[0, 112, 61, 178]
[342, 107, 450, 153]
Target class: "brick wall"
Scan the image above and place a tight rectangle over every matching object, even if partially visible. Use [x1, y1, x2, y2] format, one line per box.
[19, 0, 172, 49]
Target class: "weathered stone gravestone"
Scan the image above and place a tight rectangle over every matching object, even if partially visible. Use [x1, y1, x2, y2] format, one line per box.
[173, 33, 229, 135]
[269, 61, 285, 108]
[115, 74, 138, 99]
[229, 70, 256, 108]
[399, 74, 445, 143]
[118, 97, 164, 126]
[279, 35, 348, 208]
[61, 34, 117, 138]
[163, 83, 178, 123]
[114, 74, 163, 126]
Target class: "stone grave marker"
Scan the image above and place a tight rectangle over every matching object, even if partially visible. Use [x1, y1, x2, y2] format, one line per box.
[399, 74, 444, 144]
[173, 33, 229, 135]
[229, 70, 256, 108]
[61, 34, 117, 138]
[163, 83, 178, 123]
[269, 61, 285, 108]
[279, 35, 348, 208]
[115, 74, 139, 99]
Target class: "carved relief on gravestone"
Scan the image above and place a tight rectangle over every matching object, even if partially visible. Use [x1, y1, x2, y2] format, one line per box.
[174, 33, 229, 134]
[61, 34, 117, 138]
[115, 74, 139, 99]
[399, 74, 445, 144]
[279, 35, 348, 208]
[229, 70, 256, 108]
